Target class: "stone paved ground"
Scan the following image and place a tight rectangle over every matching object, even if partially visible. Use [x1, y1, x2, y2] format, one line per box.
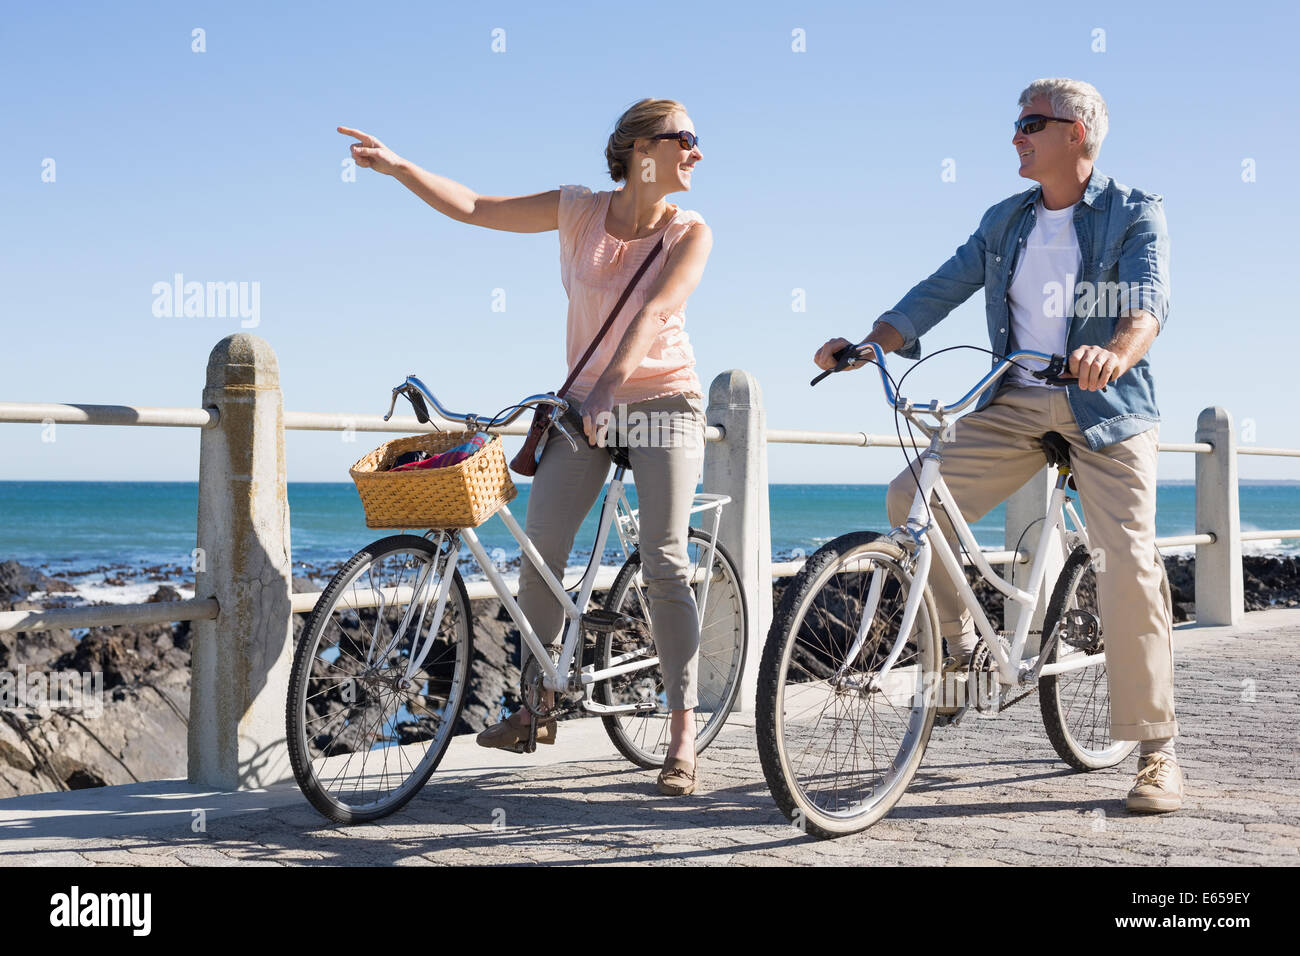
[2, 610, 1297, 866]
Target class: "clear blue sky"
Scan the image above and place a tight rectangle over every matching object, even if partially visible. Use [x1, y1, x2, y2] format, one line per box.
[3, 0, 1297, 483]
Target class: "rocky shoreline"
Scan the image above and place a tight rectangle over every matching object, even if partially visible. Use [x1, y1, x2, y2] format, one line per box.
[2, 552, 1298, 798]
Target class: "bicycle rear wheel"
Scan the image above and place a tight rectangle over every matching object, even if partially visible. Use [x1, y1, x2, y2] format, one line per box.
[287, 533, 472, 824]
[1039, 544, 1172, 770]
[595, 528, 748, 768]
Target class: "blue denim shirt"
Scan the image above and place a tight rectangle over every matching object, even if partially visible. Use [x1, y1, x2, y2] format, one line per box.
[879, 167, 1171, 451]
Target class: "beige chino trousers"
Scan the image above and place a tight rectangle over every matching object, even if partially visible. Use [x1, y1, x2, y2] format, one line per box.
[884, 383, 1177, 741]
[516, 392, 707, 711]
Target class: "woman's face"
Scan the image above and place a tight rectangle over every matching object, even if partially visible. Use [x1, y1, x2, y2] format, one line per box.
[640, 111, 702, 193]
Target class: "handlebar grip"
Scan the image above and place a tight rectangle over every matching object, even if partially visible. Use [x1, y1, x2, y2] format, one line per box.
[408, 390, 431, 424]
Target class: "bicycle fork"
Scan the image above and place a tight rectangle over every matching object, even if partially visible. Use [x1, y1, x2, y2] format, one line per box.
[385, 531, 463, 687]
[835, 538, 933, 694]
[833, 456, 942, 695]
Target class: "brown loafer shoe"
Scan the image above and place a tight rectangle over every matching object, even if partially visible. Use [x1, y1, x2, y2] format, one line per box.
[656, 757, 698, 796]
[1126, 753, 1183, 813]
[475, 713, 557, 751]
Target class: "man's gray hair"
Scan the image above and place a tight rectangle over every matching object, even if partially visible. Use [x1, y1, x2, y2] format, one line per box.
[1018, 78, 1109, 158]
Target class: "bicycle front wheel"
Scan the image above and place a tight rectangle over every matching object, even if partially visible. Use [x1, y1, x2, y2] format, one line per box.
[1038, 544, 1171, 770]
[595, 528, 748, 768]
[287, 533, 472, 824]
[756, 531, 941, 839]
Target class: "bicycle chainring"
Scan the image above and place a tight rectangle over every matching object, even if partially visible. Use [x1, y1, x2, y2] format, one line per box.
[967, 637, 1006, 713]
[520, 657, 560, 721]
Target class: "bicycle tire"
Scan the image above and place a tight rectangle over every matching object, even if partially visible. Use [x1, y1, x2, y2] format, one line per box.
[1038, 543, 1172, 770]
[595, 527, 748, 769]
[757, 531, 941, 838]
[287, 533, 472, 824]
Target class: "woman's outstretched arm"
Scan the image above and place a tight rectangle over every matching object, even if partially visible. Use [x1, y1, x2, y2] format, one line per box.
[339, 126, 558, 233]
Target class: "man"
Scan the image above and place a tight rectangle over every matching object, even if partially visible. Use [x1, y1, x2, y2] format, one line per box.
[815, 78, 1179, 812]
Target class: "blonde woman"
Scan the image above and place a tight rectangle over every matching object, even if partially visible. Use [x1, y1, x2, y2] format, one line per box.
[340, 98, 712, 795]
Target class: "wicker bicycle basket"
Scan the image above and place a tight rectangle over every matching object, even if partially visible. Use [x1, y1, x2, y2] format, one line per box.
[349, 431, 517, 529]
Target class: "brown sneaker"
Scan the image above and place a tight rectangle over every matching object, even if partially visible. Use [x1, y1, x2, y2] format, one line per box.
[1126, 753, 1183, 813]
[475, 713, 557, 751]
[656, 757, 698, 796]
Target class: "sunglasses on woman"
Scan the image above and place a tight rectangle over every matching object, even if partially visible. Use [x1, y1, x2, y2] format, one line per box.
[650, 130, 700, 150]
[1014, 114, 1076, 135]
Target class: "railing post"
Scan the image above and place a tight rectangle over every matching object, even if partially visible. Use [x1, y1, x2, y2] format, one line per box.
[703, 370, 771, 713]
[1195, 406, 1243, 626]
[1003, 467, 1063, 657]
[189, 334, 295, 788]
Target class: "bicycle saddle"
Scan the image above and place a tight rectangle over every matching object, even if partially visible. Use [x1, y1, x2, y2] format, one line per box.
[1039, 431, 1070, 468]
[1039, 431, 1077, 488]
[557, 405, 631, 470]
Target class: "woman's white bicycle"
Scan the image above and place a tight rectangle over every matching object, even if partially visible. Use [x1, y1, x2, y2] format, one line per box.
[287, 377, 748, 824]
[756, 343, 1172, 838]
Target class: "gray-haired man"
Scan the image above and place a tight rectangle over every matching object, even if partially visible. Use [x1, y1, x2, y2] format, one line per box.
[816, 78, 1180, 812]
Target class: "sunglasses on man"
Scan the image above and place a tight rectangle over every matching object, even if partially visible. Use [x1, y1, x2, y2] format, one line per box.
[1014, 114, 1077, 136]
[650, 130, 700, 151]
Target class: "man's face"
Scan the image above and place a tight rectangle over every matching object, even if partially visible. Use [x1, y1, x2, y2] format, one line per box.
[1012, 95, 1083, 180]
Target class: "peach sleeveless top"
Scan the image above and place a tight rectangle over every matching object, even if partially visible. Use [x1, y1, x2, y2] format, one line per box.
[557, 184, 705, 405]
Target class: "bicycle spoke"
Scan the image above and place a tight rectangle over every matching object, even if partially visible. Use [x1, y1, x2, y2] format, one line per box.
[596, 530, 746, 767]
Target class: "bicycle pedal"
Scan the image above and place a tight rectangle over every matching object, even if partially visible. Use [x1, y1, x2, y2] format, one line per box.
[580, 608, 643, 633]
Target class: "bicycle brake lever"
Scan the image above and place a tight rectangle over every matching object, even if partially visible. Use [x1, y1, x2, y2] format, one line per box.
[1032, 353, 1106, 392]
[811, 345, 864, 386]
[554, 414, 580, 452]
[383, 388, 400, 422]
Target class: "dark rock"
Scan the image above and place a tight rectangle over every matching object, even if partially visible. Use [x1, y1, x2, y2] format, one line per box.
[0, 560, 58, 603]
[0, 629, 79, 671]
[171, 620, 193, 652]
[147, 585, 182, 603]
[65, 767, 110, 790]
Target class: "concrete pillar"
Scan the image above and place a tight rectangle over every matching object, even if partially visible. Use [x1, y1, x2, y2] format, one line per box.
[189, 334, 295, 788]
[1195, 407, 1243, 626]
[702, 370, 771, 713]
[1003, 467, 1064, 658]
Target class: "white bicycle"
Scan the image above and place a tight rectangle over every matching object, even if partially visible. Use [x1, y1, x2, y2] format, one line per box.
[756, 343, 1172, 838]
[288, 377, 748, 824]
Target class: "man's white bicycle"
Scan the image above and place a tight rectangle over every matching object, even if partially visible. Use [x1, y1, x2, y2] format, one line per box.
[755, 343, 1172, 838]
[287, 377, 748, 824]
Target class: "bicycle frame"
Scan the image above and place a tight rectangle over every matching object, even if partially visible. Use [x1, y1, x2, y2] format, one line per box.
[837, 344, 1103, 695]
[381, 372, 729, 708]
[863, 444, 1092, 692]
[399, 464, 729, 709]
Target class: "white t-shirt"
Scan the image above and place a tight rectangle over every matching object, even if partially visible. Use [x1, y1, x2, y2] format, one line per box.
[1005, 200, 1081, 388]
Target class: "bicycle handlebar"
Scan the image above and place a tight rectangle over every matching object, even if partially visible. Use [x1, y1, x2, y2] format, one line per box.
[382, 375, 579, 452]
[813, 343, 1097, 415]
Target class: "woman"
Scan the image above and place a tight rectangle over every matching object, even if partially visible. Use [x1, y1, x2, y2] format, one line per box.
[339, 98, 713, 796]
